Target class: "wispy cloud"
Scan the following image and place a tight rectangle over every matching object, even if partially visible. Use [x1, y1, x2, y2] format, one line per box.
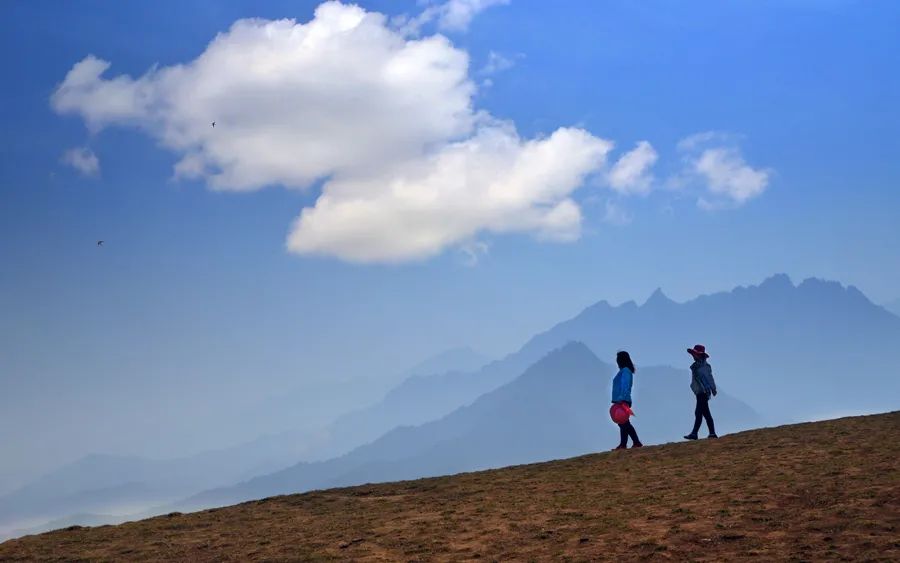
[694, 148, 771, 206]
[396, 0, 509, 36]
[431, 0, 510, 32]
[479, 51, 519, 75]
[602, 200, 633, 226]
[459, 240, 489, 266]
[676, 132, 771, 208]
[607, 141, 658, 195]
[60, 147, 99, 177]
[676, 131, 733, 152]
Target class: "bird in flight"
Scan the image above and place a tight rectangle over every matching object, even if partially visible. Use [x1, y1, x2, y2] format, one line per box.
[97, 240, 104, 246]
[211, 121, 216, 128]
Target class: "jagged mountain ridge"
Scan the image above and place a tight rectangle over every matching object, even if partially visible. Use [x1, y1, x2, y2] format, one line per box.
[514, 274, 900, 419]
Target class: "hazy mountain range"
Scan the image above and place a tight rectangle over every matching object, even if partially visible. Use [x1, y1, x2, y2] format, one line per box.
[517, 274, 900, 420]
[179, 342, 760, 511]
[3, 275, 899, 539]
[0, 347, 489, 538]
[0, 431, 328, 537]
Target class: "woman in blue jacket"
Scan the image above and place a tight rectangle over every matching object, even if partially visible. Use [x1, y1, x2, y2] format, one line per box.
[611, 350, 642, 449]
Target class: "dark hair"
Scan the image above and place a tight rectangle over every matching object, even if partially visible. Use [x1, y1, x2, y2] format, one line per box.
[616, 351, 636, 373]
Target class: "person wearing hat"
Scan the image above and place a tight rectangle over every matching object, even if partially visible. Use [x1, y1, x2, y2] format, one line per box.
[611, 350, 643, 449]
[684, 344, 718, 440]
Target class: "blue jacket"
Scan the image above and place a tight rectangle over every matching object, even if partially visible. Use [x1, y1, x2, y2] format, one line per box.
[611, 367, 633, 403]
[690, 360, 717, 395]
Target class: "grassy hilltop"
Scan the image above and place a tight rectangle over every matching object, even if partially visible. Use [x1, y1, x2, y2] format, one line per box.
[1, 412, 898, 562]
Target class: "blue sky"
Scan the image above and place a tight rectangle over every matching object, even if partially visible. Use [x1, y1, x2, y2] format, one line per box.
[1, 0, 899, 486]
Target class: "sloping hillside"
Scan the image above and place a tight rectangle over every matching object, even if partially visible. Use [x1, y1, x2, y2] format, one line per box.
[2, 412, 897, 562]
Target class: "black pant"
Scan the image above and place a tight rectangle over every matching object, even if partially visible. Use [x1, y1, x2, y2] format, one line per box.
[618, 421, 641, 447]
[616, 401, 641, 446]
[691, 393, 716, 436]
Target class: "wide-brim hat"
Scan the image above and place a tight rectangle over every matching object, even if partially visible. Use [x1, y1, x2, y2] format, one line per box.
[687, 344, 709, 358]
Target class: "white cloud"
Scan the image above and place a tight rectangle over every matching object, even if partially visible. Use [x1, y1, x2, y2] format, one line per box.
[432, 0, 510, 32]
[479, 50, 517, 75]
[395, 0, 509, 36]
[677, 132, 771, 207]
[60, 147, 100, 176]
[459, 240, 489, 266]
[51, 2, 772, 260]
[52, 1, 610, 263]
[694, 147, 770, 205]
[676, 131, 730, 152]
[53, 3, 475, 192]
[286, 124, 612, 262]
[607, 141, 657, 195]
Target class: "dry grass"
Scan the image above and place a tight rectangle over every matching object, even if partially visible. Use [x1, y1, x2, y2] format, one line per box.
[2, 412, 898, 562]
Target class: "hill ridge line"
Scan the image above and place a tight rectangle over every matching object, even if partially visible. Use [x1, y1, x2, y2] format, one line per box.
[3, 411, 897, 561]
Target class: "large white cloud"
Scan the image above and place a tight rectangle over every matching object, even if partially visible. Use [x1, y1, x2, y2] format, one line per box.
[53, 3, 475, 192]
[288, 124, 611, 262]
[51, 1, 612, 262]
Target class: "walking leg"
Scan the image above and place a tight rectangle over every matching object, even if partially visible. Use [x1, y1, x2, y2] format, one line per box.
[627, 421, 642, 446]
[701, 395, 717, 436]
[691, 395, 703, 435]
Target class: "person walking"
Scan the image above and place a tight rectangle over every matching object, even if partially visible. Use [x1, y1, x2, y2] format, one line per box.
[684, 344, 718, 440]
[611, 350, 643, 449]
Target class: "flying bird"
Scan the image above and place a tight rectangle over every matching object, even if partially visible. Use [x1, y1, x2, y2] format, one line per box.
[97, 240, 104, 246]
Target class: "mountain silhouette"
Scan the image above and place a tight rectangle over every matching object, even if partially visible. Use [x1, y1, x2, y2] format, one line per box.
[179, 343, 759, 510]
[298, 347, 492, 460]
[310, 274, 900, 462]
[8, 275, 897, 537]
[511, 274, 900, 420]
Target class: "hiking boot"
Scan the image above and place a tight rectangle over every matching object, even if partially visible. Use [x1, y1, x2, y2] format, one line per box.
[613, 445, 627, 450]
[632, 442, 643, 448]
[683, 434, 698, 440]
[707, 434, 718, 439]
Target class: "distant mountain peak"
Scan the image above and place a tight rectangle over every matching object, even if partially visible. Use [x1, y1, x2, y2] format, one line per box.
[757, 273, 794, 290]
[557, 340, 593, 355]
[644, 288, 673, 307]
[795, 277, 875, 307]
[523, 341, 599, 376]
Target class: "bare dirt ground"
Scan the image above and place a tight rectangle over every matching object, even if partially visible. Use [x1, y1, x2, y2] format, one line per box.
[1, 412, 898, 562]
